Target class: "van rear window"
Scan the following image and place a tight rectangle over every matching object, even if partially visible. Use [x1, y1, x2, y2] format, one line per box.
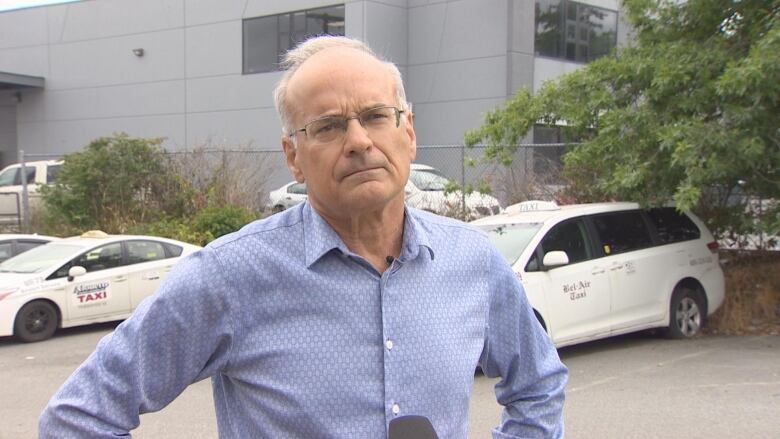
[646, 208, 700, 244]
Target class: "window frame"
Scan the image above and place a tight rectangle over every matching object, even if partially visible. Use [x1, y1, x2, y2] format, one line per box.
[534, 0, 618, 63]
[242, 4, 346, 75]
[526, 216, 596, 272]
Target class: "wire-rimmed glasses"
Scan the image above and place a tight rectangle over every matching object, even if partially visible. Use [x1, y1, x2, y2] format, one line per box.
[289, 105, 405, 145]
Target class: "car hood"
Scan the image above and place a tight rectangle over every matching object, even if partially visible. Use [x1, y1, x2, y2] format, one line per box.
[0, 272, 44, 291]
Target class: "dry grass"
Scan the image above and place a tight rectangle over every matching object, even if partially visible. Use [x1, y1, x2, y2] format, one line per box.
[707, 251, 780, 335]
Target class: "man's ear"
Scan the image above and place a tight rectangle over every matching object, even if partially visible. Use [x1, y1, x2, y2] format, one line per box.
[405, 110, 417, 162]
[282, 136, 305, 183]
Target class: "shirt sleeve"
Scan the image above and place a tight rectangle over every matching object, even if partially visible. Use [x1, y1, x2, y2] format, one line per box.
[38, 247, 234, 438]
[480, 246, 568, 439]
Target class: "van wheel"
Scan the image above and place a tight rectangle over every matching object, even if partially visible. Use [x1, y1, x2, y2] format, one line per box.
[14, 301, 59, 343]
[666, 287, 705, 339]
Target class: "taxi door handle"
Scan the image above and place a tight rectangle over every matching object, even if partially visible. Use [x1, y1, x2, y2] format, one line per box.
[113, 276, 127, 282]
[592, 267, 606, 275]
[143, 274, 160, 280]
[609, 263, 624, 271]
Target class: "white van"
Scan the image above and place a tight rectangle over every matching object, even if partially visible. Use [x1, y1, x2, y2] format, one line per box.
[0, 160, 63, 224]
[471, 201, 725, 347]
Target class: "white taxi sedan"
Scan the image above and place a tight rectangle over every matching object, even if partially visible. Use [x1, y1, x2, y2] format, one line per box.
[0, 231, 201, 342]
[472, 201, 725, 347]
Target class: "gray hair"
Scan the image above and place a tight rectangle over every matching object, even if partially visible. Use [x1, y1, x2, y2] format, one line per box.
[273, 35, 409, 136]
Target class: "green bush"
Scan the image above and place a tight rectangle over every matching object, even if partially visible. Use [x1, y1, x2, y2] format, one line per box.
[192, 205, 258, 245]
[40, 133, 195, 233]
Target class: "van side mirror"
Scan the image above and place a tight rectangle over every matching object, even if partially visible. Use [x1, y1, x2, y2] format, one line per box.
[68, 265, 87, 281]
[542, 251, 569, 269]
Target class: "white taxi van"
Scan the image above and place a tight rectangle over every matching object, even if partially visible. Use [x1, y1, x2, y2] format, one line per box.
[472, 201, 725, 347]
[0, 231, 200, 342]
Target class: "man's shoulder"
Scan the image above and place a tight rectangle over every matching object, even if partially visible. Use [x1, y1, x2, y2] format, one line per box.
[206, 205, 304, 253]
[407, 207, 488, 245]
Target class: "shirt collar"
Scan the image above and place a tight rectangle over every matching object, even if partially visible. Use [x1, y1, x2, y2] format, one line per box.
[302, 202, 435, 268]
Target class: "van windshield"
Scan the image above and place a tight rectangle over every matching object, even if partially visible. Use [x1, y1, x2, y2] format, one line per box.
[477, 223, 542, 265]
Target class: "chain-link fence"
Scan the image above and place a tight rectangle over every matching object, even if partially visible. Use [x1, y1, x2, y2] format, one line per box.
[414, 143, 572, 208]
[1, 143, 572, 232]
[162, 143, 573, 213]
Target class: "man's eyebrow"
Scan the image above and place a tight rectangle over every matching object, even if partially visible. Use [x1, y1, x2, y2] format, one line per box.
[312, 103, 391, 119]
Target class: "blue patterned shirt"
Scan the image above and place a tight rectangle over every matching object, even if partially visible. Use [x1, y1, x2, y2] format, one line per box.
[40, 203, 567, 438]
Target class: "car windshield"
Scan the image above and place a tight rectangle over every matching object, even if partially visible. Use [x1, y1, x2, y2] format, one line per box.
[409, 169, 450, 191]
[0, 243, 82, 273]
[477, 222, 542, 265]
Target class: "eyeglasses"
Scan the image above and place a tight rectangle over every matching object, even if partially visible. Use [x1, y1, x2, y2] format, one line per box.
[290, 105, 405, 145]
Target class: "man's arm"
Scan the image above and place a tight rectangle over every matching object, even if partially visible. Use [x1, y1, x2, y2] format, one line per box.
[480, 247, 568, 439]
[39, 247, 234, 438]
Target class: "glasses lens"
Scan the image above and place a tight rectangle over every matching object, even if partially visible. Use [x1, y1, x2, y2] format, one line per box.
[307, 117, 345, 143]
[360, 107, 398, 128]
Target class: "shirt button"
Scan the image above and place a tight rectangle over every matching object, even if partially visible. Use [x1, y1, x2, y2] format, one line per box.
[392, 403, 400, 415]
[385, 339, 394, 350]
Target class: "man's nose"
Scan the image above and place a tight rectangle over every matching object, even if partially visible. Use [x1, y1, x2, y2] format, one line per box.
[342, 118, 372, 154]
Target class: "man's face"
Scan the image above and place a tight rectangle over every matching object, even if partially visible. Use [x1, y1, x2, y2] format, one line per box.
[281, 47, 416, 218]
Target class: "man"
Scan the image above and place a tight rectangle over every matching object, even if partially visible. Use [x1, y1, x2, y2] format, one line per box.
[40, 36, 567, 438]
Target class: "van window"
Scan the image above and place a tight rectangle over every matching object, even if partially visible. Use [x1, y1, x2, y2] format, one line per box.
[0, 167, 35, 186]
[646, 208, 700, 244]
[591, 211, 653, 255]
[47, 164, 62, 184]
[527, 218, 592, 271]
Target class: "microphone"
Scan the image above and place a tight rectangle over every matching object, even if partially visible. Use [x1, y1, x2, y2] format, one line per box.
[386, 255, 395, 264]
[388, 415, 439, 439]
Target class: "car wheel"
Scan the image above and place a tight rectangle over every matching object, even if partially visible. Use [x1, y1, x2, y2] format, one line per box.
[666, 287, 705, 339]
[14, 301, 59, 343]
[272, 205, 285, 214]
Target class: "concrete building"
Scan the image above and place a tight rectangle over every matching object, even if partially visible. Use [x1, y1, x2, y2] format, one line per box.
[0, 0, 627, 186]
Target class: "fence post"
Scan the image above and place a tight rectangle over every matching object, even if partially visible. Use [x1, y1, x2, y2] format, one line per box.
[18, 150, 29, 232]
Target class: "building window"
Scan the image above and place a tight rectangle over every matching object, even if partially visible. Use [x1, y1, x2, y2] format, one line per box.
[535, 0, 617, 63]
[243, 5, 345, 74]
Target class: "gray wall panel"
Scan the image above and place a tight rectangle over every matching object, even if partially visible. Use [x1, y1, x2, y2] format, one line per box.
[364, 1, 408, 64]
[18, 114, 186, 154]
[408, 0, 507, 65]
[411, 97, 506, 145]
[533, 57, 584, 93]
[0, 46, 48, 77]
[34, 81, 185, 122]
[185, 21, 241, 78]
[406, 56, 506, 104]
[185, 0, 245, 26]
[0, 7, 47, 49]
[186, 108, 281, 150]
[47, 29, 185, 90]
[186, 73, 280, 113]
[56, 0, 183, 42]
[508, 51, 534, 96]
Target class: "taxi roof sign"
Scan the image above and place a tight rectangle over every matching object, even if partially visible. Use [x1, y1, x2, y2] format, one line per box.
[505, 200, 560, 214]
[80, 230, 109, 238]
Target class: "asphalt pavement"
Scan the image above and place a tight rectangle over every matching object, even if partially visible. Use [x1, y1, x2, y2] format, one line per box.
[1, 324, 777, 438]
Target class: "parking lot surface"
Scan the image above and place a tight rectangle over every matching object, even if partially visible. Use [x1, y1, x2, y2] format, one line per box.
[1, 325, 777, 438]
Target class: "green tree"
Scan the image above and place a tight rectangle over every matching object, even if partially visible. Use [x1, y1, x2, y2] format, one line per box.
[466, 0, 779, 243]
[41, 133, 193, 233]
